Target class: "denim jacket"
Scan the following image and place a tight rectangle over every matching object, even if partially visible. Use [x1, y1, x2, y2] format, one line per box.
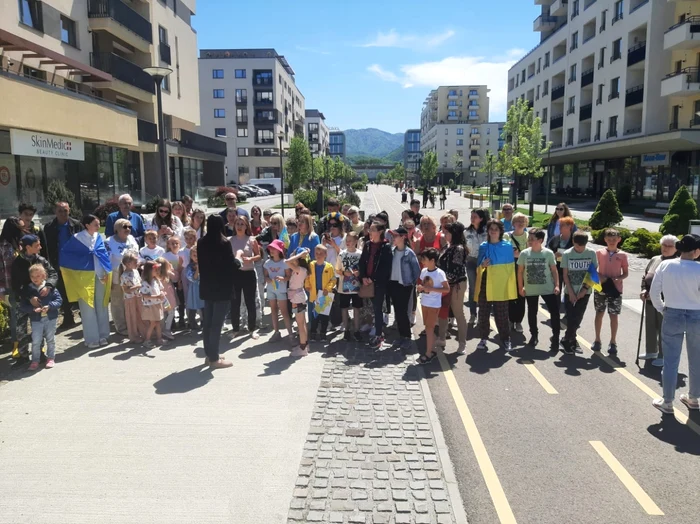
[391, 246, 421, 285]
[19, 283, 62, 322]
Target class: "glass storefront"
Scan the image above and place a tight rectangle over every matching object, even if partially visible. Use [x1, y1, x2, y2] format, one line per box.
[169, 157, 204, 201]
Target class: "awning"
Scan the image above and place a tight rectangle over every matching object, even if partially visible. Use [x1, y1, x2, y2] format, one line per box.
[0, 27, 112, 82]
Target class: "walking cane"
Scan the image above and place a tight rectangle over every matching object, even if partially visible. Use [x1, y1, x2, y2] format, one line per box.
[635, 299, 646, 368]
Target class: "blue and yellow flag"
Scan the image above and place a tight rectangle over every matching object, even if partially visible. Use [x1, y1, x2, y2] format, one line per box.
[474, 240, 518, 302]
[583, 262, 602, 293]
[59, 234, 112, 308]
[279, 226, 290, 249]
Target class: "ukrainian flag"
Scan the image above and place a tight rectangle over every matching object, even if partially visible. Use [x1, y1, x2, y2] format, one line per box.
[474, 240, 517, 302]
[279, 226, 290, 249]
[59, 234, 112, 308]
[583, 262, 603, 293]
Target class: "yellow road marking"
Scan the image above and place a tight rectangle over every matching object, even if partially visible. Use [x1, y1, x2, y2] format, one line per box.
[589, 441, 664, 516]
[522, 361, 558, 394]
[538, 306, 700, 436]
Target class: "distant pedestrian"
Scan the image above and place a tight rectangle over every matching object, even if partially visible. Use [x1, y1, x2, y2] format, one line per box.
[439, 187, 447, 210]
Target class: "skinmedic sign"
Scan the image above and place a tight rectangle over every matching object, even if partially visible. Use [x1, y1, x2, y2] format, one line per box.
[10, 129, 85, 161]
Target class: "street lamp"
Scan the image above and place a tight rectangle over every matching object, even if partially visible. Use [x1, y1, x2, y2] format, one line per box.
[143, 66, 173, 199]
[278, 132, 285, 215]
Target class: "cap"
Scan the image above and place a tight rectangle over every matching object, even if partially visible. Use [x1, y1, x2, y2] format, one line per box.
[391, 226, 408, 236]
[677, 234, 700, 253]
[20, 234, 39, 247]
[267, 239, 286, 254]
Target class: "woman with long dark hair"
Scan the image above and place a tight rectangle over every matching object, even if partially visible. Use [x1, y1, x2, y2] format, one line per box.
[546, 202, 576, 240]
[197, 215, 239, 368]
[438, 221, 468, 353]
[464, 208, 488, 325]
[0, 217, 31, 361]
[229, 216, 261, 339]
[190, 208, 206, 239]
[148, 198, 183, 248]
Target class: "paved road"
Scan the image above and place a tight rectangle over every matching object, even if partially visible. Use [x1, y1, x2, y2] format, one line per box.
[366, 184, 700, 524]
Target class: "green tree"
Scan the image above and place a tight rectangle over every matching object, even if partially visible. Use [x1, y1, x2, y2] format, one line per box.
[451, 154, 464, 190]
[284, 136, 312, 191]
[44, 179, 82, 218]
[376, 172, 385, 185]
[660, 185, 699, 236]
[420, 151, 438, 185]
[589, 188, 624, 230]
[482, 151, 498, 206]
[500, 98, 549, 212]
[310, 156, 325, 186]
[360, 173, 369, 186]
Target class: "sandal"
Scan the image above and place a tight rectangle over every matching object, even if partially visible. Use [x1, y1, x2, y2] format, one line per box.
[418, 353, 436, 365]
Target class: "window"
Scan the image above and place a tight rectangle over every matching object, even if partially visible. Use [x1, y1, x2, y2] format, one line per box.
[158, 25, 168, 45]
[212, 69, 224, 79]
[235, 69, 246, 79]
[608, 115, 618, 137]
[60, 16, 76, 47]
[596, 120, 602, 140]
[214, 128, 226, 137]
[572, 0, 579, 19]
[256, 129, 275, 144]
[448, 111, 457, 117]
[486, 128, 491, 135]
[569, 63, 577, 82]
[445, 128, 449, 135]
[613, 0, 623, 23]
[536, 85, 540, 100]
[19, 0, 43, 31]
[538, 57, 542, 73]
[609, 77, 620, 99]
[236, 108, 247, 123]
[566, 128, 574, 145]
[612, 38, 622, 60]
[522, 70, 526, 83]
[278, 74, 283, 84]
[213, 89, 224, 98]
[571, 31, 579, 51]
[444, 151, 448, 158]
[256, 91, 273, 104]
[597, 84, 604, 104]
[469, 110, 478, 117]
[568, 96, 576, 114]
[235, 89, 247, 103]
[237, 148, 249, 157]
[237, 128, 248, 137]
[544, 52, 551, 68]
[448, 89, 458, 96]
[457, 150, 463, 157]
[161, 75, 170, 92]
[456, 139, 464, 146]
[543, 79, 549, 95]
[444, 139, 449, 147]
[599, 47, 606, 68]
[471, 128, 479, 135]
[542, 107, 548, 123]
[214, 109, 225, 118]
[600, 9, 607, 32]
[254, 70, 273, 85]
[448, 100, 458, 107]
[457, 128, 464, 135]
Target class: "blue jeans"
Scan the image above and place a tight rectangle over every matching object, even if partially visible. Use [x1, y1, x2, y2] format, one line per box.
[661, 308, 700, 402]
[202, 300, 229, 362]
[31, 316, 57, 362]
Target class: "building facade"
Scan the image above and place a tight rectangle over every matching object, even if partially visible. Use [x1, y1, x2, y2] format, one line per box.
[508, 0, 700, 202]
[329, 131, 346, 162]
[419, 85, 503, 185]
[305, 109, 329, 157]
[404, 129, 421, 182]
[0, 0, 226, 219]
[197, 48, 304, 184]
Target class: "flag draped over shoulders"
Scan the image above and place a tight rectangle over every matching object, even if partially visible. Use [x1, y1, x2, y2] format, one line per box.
[474, 240, 517, 302]
[59, 234, 112, 307]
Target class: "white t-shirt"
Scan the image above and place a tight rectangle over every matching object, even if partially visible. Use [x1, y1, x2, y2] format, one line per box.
[140, 245, 165, 262]
[419, 267, 447, 308]
[323, 235, 343, 266]
[180, 247, 192, 271]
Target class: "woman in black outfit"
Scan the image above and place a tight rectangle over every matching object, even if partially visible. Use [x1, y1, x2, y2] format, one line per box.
[197, 215, 241, 369]
[359, 221, 393, 349]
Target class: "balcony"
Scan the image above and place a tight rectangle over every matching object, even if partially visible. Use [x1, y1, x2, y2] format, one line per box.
[470, 131, 481, 138]
[607, 130, 618, 138]
[565, 138, 574, 146]
[87, 0, 152, 53]
[468, 114, 479, 120]
[235, 97, 248, 106]
[664, 16, 700, 51]
[579, 103, 592, 121]
[579, 137, 591, 144]
[447, 115, 459, 121]
[468, 103, 480, 110]
[550, 114, 564, 129]
[254, 111, 279, 126]
[661, 68, 700, 97]
[551, 84, 565, 100]
[624, 127, 642, 136]
[167, 129, 227, 156]
[254, 97, 274, 107]
[88, 52, 155, 100]
[581, 68, 594, 87]
[627, 41, 646, 67]
[551, 0, 568, 16]
[608, 91, 620, 101]
[448, 93, 459, 99]
[551, 142, 563, 149]
[612, 13, 623, 25]
[625, 85, 644, 107]
[159, 42, 171, 65]
[137, 118, 158, 143]
[534, 15, 558, 32]
[469, 92, 479, 99]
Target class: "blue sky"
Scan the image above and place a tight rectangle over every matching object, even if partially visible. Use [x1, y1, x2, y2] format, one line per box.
[195, 0, 540, 134]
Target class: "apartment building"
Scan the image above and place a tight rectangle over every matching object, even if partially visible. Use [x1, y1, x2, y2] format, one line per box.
[419, 85, 503, 185]
[509, 0, 700, 202]
[305, 109, 329, 157]
[404, 129, 422, 181]
[329, 131, 346, 162]
[198, 48, 305, 184]
[0, 0, 226, 217]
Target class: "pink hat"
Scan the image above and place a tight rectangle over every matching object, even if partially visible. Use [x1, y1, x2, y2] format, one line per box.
[267, 239, 286, 255]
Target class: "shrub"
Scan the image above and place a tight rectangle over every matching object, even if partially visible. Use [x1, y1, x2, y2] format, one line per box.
[144, 195, 162, 213]
[44, 179, 81, 219]
[294, 189, 320, 211]
[589, 189, 624, 230]
[591, 227, 632, 246]
[621, 236, 642, 254]
[616, 184, 632, 206]
[619, 228, 663, 258]
[448, 179, 456, 189]
[351, 181, 366, 192]
[93, 196, 120, 224]
[660, 185, 698, 236]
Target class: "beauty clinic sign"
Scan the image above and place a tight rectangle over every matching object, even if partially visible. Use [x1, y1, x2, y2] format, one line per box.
[10, 129, 84, 161]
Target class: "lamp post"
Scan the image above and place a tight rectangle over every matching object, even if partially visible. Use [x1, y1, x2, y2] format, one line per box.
[143, 66, 173, 199]
[278, 133, 285, 215]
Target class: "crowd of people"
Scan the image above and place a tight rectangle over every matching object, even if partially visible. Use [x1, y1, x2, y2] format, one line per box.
[1, 188, 698, 414]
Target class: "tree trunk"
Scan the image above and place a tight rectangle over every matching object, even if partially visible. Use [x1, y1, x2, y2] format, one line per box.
[528, 175, 535, 219]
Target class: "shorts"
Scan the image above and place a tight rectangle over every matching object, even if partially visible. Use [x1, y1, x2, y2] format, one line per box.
[339, 293, 362, 309]
[593, 291, 622, 315]
[266, 284, 287, 301]
[291, 302, 307, 314]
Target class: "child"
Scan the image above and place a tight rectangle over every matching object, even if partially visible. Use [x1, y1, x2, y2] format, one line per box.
[593, 228, 628, 355]
[156, 256, 177, 341]
[322, 219, 344, 266]
[561, 231, 599, 355]
[185, 245, 205, 330]
[264, 239, 293, 342]
[119, 250, 145, 344]
[140, 230, 165, 262]
[417, 248, 449, 364]
[305, 244, 336, 341]
[163, 237, 184, 329]
[505, 212, 530, 334]
[336, 231, 363, 342]
[286, 248, 311, 357]
[179, 228, 197, 327]
[20, 264, 62, 370]
[140, 260, 164, 348]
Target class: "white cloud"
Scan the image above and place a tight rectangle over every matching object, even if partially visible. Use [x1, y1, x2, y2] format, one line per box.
[295, 45, 331, 56]
[366, 50, 526, 120]
[359, 29, 456, 50]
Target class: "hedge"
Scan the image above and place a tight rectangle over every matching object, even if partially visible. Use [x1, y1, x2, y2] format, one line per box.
[592, 227, 664, 258]
[293, 189, 360, 213]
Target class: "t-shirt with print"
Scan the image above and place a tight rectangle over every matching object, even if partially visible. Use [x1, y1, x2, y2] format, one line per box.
[336, 250, 361, 294]
[419, 267, 447, 308]
[561, 246, 598, 295]
[140, 279, 163, 306]
[120, 269, 142, 299]
[163, 252, 183, 282]
[517, 247, 557, 296]
[505, 231, 528, 258]
[596, 248, 628, 294]
[264, 258, 288, 293]
[140, 245, 165, 262]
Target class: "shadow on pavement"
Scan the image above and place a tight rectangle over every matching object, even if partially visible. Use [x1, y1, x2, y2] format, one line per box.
[153, 364, 213, 394]
[647, 417, 700, 456]
[259, 354, 299, 376]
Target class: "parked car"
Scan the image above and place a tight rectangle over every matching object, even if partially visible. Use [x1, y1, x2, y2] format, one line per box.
[254, 183, 277, 195]
[242, 184, 269, 197]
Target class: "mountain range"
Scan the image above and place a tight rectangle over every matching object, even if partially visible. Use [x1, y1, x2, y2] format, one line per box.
[344, 128, 404, 163]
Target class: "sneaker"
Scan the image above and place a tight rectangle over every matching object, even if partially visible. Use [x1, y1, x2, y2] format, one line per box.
[503, 340, 514, 353]
[607, 343, 618, 355]
[291, 346, 309, 357]
[250, 331, 260, 340]
[456, 344, 466, 355]
[513, 322, 523, 333]
[28, 361, 40, 371]
[86, 342, 100, 349]
[228, 330, 239, 339]
[369, 336, 384, 349]
[476, 339, 488, 351]
[435, 338, 446, 348]
[99, 338, 108, 346]
[549, 336, 559, 352]
[562, 339, 575, 355]
[142, 341, 155, 349]
[354, 331, 363, 342]
[418, 353, 436, 365]
[591, 341, 602, 352]
[270, 331, 283, 342]
[680, 394, 700, 410]
[652, 358, 664, 368]
[343, 331, 352, 341]
[638, 352, 659, 360]
[45, 359, 55, 369]
[652, 398, 674, 414]
[156, 339, 165, 346]
[410, 313, 417, 326]
[528, 336, 539, 347]
[210, 358, 234, 369]
[162, 331, 175, 341]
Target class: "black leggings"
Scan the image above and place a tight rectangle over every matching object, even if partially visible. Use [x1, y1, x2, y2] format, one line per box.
[231, 270, 257, 331]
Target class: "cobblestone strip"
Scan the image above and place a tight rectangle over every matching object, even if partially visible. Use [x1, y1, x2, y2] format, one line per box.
[287, 347, 458, 524]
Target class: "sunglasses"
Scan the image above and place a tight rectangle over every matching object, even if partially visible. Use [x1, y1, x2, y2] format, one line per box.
[123, 225, 132, 230]
[158, 209, 169, 214]
[556, 207, 564, 211]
